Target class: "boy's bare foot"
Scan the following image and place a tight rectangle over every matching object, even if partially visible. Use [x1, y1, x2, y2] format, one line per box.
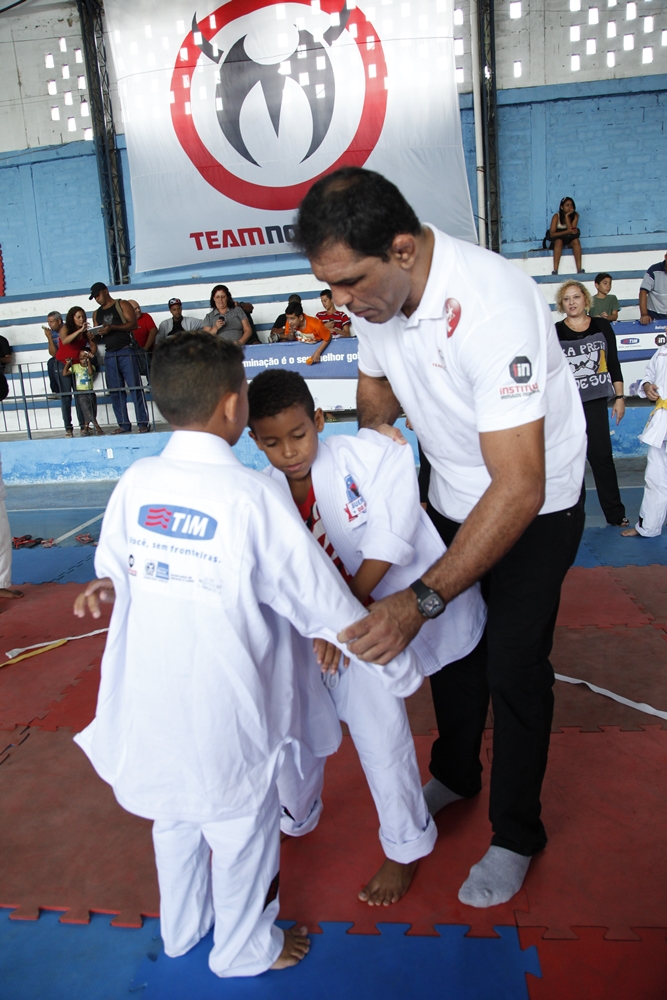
[621, 527, 639, 536]
[358, 858, 418, 906]
[0, 588, 24, 599]
[270, 925, 310, 969]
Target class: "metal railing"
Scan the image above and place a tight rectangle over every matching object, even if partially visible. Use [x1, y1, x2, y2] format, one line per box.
[0, 360, 160, 439]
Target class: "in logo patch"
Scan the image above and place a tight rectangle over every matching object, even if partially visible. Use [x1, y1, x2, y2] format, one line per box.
[655, 334, 667, 347]
[509, 356, 532, 384]
[139, 505, 217, 540]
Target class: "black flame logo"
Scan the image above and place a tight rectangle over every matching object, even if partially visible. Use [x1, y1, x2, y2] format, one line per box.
[192, 3, 351, 165]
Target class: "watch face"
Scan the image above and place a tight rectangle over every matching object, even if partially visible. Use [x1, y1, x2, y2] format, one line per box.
[422, 593, 445, 617]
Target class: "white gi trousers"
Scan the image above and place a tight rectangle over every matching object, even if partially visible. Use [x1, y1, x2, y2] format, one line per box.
[278, 662, 436, 864]
[152, 784, 283, 978]
[635, 443, 667, 537]
[0, 500, 12, 589]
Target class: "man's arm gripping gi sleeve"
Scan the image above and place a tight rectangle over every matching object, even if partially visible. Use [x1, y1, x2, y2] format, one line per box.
[250, 480, 422, 697]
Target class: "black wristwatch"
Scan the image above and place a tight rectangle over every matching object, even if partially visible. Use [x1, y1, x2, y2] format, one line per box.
[410, 579, 446, 619]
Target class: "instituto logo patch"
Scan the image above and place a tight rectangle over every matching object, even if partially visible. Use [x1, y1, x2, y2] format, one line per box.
[509, 356, 532, 384]
[139, 505, 217, 540]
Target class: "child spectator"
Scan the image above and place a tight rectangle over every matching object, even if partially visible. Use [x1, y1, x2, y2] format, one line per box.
[622, 343, 667, 538]
[269, 294, 302, 342]
[589, 273, 620, 321]
[63, 348, 103, 436]
[57, 306, 96, 437]
[248, 370, 486, 906]
[283, 301, 331, 364]
[316, 289, 351, 337]
[72, 334, 420, 977]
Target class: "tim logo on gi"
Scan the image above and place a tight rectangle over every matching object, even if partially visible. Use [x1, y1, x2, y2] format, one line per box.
[139, 505, 218, 540]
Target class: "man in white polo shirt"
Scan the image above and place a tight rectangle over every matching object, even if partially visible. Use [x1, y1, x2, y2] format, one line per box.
[294, 168, 587, 909]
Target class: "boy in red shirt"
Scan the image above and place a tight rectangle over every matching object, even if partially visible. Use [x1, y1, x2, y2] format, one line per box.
[316, 288, 351, 337]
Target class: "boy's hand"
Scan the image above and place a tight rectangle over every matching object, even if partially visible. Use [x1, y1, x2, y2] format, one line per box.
[73, 578, 115, 619]
[313, 638, 349, 675]
[644, 382, 660, 401]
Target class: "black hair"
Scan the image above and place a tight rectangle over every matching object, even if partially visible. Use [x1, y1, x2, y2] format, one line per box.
[287, 293, 302, 304]
[594, 272, 612, 285]
[294, 167, 421, 261]
[559, 197, 576, 225]
[285, 301, 304, 317]
[65, 306, 88, 333]
[151, 332, 245, 426]
[209, 284, 235, 309]
[248, 370, 315, 426]
[320, 288, 333, 298]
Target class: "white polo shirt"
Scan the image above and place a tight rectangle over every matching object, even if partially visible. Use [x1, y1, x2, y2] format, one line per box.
[353, 225, 587, 522]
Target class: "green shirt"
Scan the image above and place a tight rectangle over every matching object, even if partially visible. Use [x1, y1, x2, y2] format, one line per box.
[589, 293, 620, 319]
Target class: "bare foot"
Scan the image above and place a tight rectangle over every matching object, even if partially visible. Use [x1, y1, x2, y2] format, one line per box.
[270, 925, 310, 970]
[0, 588, 24, 599]
[358, 858, 418, 906]
[621, 527, 639, 537]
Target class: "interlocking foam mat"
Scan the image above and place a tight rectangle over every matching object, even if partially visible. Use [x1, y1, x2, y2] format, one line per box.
[130, 921, 540, 1000]
[2, 566, 667, 997]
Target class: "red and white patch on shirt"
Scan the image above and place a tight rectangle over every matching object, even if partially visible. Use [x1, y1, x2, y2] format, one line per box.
[445, 298, 461, 337]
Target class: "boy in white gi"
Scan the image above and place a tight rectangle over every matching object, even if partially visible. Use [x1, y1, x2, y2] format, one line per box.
[72, 334, 422, 978]
[248, 370, 486, 907]
[622, 343, 667, 538]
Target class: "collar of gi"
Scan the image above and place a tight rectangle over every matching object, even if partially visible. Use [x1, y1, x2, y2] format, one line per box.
[161, 430, 239, 466]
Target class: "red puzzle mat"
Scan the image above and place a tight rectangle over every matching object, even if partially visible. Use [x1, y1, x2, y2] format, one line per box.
[2, 727, 666, 941]
[557, 568, 653, 628]
[0, 583, 110, 731]
[611, 564, 667, 625]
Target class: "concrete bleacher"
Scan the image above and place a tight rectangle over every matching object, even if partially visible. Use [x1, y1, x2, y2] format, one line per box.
[0, 243, 662, 435]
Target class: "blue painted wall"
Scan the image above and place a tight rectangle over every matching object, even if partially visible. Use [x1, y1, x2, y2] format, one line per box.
[1, 74, 665, 297]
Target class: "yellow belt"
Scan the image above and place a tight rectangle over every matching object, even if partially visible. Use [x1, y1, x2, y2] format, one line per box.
[651, 396, 667, 415]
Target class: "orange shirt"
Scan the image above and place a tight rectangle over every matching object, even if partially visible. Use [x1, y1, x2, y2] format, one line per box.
[284, 314, 331, 344]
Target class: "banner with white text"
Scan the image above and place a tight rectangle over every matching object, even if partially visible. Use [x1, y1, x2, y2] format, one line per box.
[105, 0, 477, 272]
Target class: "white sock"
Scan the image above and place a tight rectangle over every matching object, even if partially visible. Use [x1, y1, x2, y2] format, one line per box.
[458, 846, 531, 908]
[422, 777, 463, 816]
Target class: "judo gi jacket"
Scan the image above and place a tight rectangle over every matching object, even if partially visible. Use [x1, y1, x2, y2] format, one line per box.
[266, 429, 487, 675]
[74, 432, 422, 824]
[638, 346, 667, 448]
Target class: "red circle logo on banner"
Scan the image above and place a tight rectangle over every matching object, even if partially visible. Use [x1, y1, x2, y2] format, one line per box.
[171, 0, 388, 210]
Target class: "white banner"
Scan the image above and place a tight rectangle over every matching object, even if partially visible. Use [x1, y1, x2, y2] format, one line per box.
[105, 0, 477, 272]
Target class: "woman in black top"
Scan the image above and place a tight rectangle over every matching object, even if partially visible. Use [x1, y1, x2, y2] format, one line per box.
[555, 280, 628, 527]
[548, 197, 583, 275]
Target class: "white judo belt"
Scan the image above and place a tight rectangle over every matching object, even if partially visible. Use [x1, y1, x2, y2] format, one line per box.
[555, 673, 667, 723]
[3, 628, 109, 666]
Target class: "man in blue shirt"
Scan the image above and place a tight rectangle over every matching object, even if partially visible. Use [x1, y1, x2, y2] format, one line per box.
[639, 252, 667, 324]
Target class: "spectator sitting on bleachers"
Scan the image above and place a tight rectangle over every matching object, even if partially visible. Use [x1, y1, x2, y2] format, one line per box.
[202, 285, 252, 344]
[547, 197, 583, 275]
[316, 288, 351, 337]
[639, 251, 667, 325]
[155, 298, 204, 344]
[284, 301, 332, 365]
[238, 300, 261, 344]
[269, 294, 302, 342]
[43, 311, 62, 395]
[0, 333, 13, 371]
[128, 300, 158, 351]
[589, 273, 620, 321]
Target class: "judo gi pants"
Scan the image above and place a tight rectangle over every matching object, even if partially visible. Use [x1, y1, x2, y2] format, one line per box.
[426, 493, 585, 857]
[583, 397, 625, 525]
[152, 785, 283, 978]
[278, 663, 437, 864]
[634, 443, 667, 536]
[0, 500, 12, 588]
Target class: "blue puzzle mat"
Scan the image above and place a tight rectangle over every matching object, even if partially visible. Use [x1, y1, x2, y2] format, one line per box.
[131, 922, 541, 1000]
[0, 909, 159, 1000]
[12, 547, 95, 585]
